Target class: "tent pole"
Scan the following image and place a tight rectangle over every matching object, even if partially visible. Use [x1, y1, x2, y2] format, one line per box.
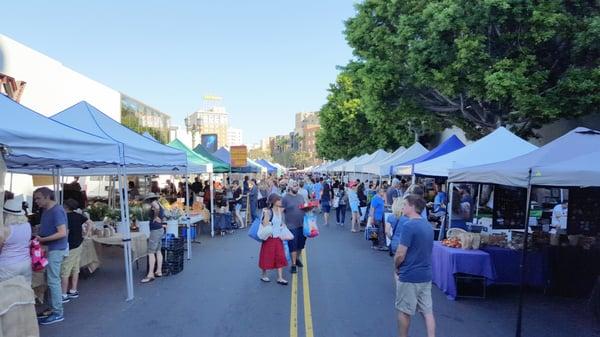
[210, 173, 214, 237]
[9, 172, 13, 192]
[58, 168, 63, 205]
[475, 184, 482, 219]
[185, 171, 192, 260]
[117, 165, 134, 301]
[515, 170, 533, 337]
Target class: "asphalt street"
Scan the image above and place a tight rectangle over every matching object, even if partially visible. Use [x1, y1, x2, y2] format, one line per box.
[39, 215, 600, 337]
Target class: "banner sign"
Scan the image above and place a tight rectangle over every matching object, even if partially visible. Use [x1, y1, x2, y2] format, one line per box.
[230, 145, 248, 167]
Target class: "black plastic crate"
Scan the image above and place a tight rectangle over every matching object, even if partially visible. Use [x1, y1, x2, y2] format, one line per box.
[162, 236, 184, 251]
[161, 260, 184, 275]
[455, 273, 486, 299]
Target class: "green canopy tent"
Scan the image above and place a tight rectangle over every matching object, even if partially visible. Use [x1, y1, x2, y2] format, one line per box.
[168, 139, 218, 237]
[192, 144, 231, 173]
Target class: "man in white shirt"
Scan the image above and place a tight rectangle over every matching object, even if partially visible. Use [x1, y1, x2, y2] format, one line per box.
[551, 200, 568, 232]
[298, 181, 309, 203]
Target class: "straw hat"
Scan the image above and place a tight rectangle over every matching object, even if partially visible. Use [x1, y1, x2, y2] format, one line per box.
[3, 199, 24, 216]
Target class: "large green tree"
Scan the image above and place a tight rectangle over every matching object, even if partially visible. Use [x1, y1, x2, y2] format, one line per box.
[316, 63, 379, 160]
[319, 0, 600, 159]
[344, 0, 600, 139]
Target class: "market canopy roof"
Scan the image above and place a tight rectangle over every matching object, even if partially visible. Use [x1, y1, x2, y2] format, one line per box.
[355, 149, 391, 173]
[449, 127, 600, 187]
[256, 159, 277, 173]
[51, 101, 188, 175]
[193, 144, 230, 173]
[393, 135, 465, 175]
[142, 131, 159, 142]
[362, 143, 428, 176]
[413, 127, 537, 178]
[167, 139, 212, 173]
[321, 159, 345, 173]
[0, 94, 121, 172]
[336, 154, 369, 172]
[213, 147, 262, 173]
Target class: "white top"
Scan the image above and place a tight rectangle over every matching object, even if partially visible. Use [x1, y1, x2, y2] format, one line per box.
[298, 188, 309, 203]
[551, 204, 567, 230]
[271, 211, 285, 238]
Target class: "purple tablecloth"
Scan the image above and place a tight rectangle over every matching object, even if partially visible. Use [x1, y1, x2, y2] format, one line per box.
[432, 242, 496, 300]
[481, 246, 548, 288]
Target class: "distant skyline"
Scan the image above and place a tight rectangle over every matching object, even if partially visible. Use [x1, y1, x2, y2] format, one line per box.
[2, 1, 357, 145]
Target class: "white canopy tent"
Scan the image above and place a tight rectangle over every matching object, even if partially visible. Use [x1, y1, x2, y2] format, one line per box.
[354, 149, 390, 173]
[321, 159, 345, 173]
[447, 127, 600, 336]
[337, 154, 369, 172]
[449, 127, 600, 187]
[414, 127, 537, 178]
[361, 143, 428, 176]
[324, 158, 349, 173]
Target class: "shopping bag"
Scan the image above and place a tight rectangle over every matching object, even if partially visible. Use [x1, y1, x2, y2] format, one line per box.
[303, 213, 319, 238]
[30, 239, 48, 271]
[258, 223, 273, 240]
[365, 225, 378, 241]
[332, 197, 340, 209]
[248, 217, 263, 242]
[283, 240, 291, 263]
[280, 226, 294, 241]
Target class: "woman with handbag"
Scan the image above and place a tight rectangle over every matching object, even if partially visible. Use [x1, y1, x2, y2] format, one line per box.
[335, 185, 349, 226]
[258, 194, 289, 285]
[347, 182, 361, 232]
[0, 199, 32, 283]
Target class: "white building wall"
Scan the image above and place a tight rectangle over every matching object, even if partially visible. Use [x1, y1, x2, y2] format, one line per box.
[0, 34, 121, 121]
[0, 34, 122, 201]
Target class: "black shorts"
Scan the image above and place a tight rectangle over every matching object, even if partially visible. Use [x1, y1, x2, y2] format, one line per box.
[288, 226, 307, 253]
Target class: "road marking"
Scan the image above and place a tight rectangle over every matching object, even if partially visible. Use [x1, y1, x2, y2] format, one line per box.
[290, 272, 298, 337]
[302, 251, 314, 337]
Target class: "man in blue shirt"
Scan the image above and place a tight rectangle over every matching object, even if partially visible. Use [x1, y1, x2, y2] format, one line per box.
[368, 188, 387, 250]
[34, 187, 68, 325]
[394, 194, 435, 337]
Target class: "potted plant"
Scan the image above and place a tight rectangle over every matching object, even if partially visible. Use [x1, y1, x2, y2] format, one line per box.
[165, 207, 184, 237]
[130, 203, 152, 236]
[85, 202, 110, 229]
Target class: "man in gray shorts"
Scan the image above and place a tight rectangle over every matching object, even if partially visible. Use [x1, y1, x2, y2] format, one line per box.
[394, 194, 435, 337]
[281, 180, 306, 274]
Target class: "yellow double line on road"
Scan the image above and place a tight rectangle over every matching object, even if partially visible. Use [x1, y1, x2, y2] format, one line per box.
[290, 250, 314, 337]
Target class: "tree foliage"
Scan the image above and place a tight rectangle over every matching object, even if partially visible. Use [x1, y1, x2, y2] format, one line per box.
[121, 106, 169, 144]
[318, 0, 600, 159]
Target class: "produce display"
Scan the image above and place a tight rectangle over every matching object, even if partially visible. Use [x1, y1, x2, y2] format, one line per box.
[442, 237, 462, 248]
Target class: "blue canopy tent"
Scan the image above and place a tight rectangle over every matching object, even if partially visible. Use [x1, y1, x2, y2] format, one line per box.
[393, 135, 466, 176]
[213, 147, 262, 173]
[256, 159, 277, 174]
[51, 101, 190, 301]
[142, 131, 159, 142]
[0, 95, 121, 172]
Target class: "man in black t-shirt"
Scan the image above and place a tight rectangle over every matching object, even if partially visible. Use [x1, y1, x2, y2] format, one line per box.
[61, 199, 92, 301]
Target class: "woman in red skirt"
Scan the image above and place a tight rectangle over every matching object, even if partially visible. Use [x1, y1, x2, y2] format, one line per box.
[259, 193, 288, 285]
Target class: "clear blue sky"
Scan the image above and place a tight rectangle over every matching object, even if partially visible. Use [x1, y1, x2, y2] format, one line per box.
[2, 1, 356, 145]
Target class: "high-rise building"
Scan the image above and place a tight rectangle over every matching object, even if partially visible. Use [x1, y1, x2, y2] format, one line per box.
[185, 97, 229, 149]
[227, 127, 243, 147]
[121, 94, 172, 143]
[303, 124, 321, 160]
[295, 111, 320, 138]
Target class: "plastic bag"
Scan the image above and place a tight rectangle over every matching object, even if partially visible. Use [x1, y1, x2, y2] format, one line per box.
[283, 240, 291, 263]
[280, 226, 294, 241]
[303, 213, 319, 238]
[257, 224, 273, 240]
[30, 239, 48, 272]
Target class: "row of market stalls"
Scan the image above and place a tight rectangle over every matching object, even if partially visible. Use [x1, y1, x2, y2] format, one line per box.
[0, 94, 285, 301]
[311, 125, 600, 334]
